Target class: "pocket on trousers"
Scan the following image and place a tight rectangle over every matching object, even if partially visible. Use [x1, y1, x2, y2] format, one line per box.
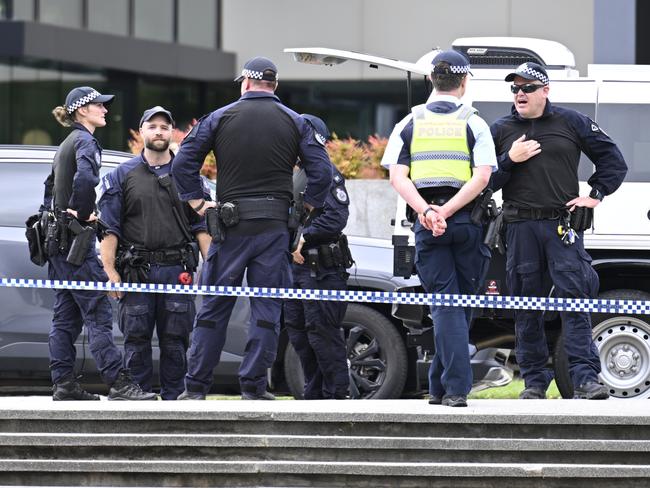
[122, 303, 150, 337]
[164, 300, 194, 336]
[551, 258, 591, 298]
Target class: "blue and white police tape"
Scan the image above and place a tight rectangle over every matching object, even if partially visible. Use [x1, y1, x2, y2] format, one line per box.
[2, 278, 650, 315]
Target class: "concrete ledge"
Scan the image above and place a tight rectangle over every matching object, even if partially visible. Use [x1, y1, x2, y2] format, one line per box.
[1, 459, 650, 478]
[0, 398, 648, 426]
[0, 433, 648, 452]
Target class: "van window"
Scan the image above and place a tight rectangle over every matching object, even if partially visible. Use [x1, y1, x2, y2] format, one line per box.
[0, 162, 50, 227]
[597, 104, 650, 183]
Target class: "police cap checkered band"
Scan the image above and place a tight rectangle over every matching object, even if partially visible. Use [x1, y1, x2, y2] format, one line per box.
[234, 56, 278, 82]
[431, 50, 472, 76]
[505, 62, 550, 85]
[64, 86, 115, 114]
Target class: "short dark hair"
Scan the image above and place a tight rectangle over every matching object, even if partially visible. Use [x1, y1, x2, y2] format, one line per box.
[431, 62, 466, 92]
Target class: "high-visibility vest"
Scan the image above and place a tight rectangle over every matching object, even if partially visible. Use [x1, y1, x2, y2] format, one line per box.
[409, 105, 475, 189]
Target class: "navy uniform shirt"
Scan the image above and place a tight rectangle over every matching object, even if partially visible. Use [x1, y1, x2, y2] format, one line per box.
[171, 91, 332, 221]
[43, 122, 103, 221]
[98, 151, 209, 250]
[490, 101, 628, 208]
[302, 167, 350, 247]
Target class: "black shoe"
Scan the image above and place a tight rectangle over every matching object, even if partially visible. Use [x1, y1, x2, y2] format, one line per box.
[428, 395, 443, 405]
[519, 387, 546, 400]
[177, 390, 206, 400]
[442, 395, 467, 407]
[573, 381, 609, 400]
[52, 380, 100, 401]
[241, 391, 276, 400]
[108, 370, 158, 401]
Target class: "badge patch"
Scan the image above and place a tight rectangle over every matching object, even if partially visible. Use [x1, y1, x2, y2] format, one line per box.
[332, 186, 349, 205]
[590, 120, 608, 136]
[98, 175, 111, 199]
[94, 151, 102, 168]
[314, 131, 327, 146]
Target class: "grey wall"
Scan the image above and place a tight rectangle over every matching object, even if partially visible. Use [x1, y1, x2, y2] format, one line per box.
[222, 0, 598, 79]
[594, 0, 636, 64]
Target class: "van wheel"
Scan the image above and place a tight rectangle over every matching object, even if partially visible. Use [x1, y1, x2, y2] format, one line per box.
[553, 289, 650, 399]
[283, 304, 408, 399]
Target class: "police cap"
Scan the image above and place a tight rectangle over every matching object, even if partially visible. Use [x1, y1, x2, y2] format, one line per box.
[431, 50, 472, 76]
[234, 56, 279, 82]
[65, 86, 114, 114]
[505, 62, 549, 85]
[139, 106, 175, 127]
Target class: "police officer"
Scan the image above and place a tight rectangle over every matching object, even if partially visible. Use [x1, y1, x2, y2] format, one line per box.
[44, 86, 156, 400]
[389, 51, 497, 407]
[284, 114, 352, 400]
[172, 57, 332, 400]
[98, 107, 211, 400]
[490, 62, 628, 400]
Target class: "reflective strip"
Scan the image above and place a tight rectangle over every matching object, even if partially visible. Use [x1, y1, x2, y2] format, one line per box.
[412, 151, 471, 162]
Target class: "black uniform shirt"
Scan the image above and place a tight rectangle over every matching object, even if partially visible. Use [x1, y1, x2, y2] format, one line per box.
[98, 151, 208, 250]
[490, 101, 628, 208]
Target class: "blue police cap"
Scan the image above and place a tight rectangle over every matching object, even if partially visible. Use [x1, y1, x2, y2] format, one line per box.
[234, 56, 279, 82]
[431, 50, 472, 76]
[139, 106, 175, 127]
[64, 86, 114, 114]
[301, 114, 330, 144]
[505, 62, 549, 85]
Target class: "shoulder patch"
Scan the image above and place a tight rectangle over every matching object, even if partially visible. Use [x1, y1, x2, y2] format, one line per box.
[183, 115, 208, 144]
[588, 118, 609, 137]
[94, 151, 102, 169]
[332, 185, 349, 205]
[98, 174, 111, 200]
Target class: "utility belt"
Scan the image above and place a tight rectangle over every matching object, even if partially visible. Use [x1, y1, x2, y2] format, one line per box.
[26, 210, 99, 267]
[301, 234, 354, 277]
[116, 242, 199, 284]
[206, 196, 290, 243]
[502, 203, 593, 231]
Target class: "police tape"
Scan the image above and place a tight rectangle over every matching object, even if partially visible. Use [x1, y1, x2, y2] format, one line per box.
[2, 278, 650, 315]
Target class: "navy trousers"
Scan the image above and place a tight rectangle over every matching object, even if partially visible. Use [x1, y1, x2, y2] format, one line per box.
[505, 220, 601, 390]
[414, 211, 490, 397]
[119, 263, 194, 400]
[48, 246, 123, 386]
[184, 230, 290, 396]
[285, 263, 349, 399]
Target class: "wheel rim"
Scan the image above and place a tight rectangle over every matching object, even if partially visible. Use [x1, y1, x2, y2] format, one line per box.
[346, 325, 387, 399]
[593, 317, 650, 398]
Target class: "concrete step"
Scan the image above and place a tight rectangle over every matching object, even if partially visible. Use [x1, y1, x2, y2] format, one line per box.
[0, 433, 648, 464]
[1, 460, 650, 487]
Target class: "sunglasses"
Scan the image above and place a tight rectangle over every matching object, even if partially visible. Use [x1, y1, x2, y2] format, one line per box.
[511, 83, 546, 94]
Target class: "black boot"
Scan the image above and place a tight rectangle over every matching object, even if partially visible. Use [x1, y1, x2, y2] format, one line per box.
[53, 379, 100, 401]
[108, 370, 158, 401]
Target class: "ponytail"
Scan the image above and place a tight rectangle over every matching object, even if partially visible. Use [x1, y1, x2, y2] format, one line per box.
[52, 106, 75, 127]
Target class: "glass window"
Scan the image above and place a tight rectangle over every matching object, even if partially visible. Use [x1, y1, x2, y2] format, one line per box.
[134, 0, 173, 43]
[598, 104, 650, 183]
[9, 0, 34, 20]
[40, 0, 83, 28]
[87, 0, 128, 36]
[0, 162, 51, 227]
[178, 0, 216, 49]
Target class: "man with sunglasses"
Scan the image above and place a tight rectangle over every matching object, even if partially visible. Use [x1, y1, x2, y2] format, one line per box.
[490, 62, 628, 400]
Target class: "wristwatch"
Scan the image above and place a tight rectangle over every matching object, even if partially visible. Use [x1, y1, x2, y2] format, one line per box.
[589, 187, 604, 201]
[422, 207, 434, 217]
[191, 200, 206, 212]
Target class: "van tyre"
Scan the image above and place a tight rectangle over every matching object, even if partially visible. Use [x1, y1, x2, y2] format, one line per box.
[553, 289, 650, 399]
[284, 304, 408, 399]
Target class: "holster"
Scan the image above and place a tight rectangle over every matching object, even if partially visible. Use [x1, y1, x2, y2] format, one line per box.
[116, 247, 150, 283]
[470, 188, 494, 225]
[181, 242, 200, 273]
[25, 212, 48, 266]
[205, 206, 225, 243]
[66, 218, 95, 266]
[570, 207, 593, 232]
